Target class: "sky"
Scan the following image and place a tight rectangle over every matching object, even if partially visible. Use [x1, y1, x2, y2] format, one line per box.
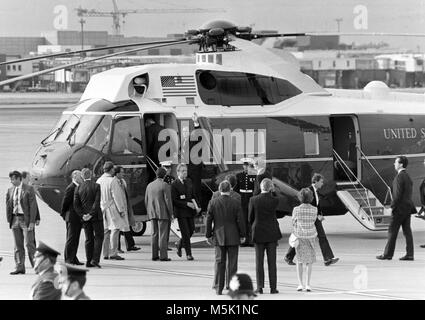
[1, 0, 425, 50]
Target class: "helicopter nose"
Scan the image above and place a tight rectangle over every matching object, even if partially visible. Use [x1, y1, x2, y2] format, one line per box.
[30, 144, 71, 213]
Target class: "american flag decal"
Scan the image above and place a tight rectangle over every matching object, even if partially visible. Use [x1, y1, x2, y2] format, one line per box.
[160, 75, 197, 97]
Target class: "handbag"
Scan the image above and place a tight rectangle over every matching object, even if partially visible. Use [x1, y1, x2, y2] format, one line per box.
[288, 233, 299, 248]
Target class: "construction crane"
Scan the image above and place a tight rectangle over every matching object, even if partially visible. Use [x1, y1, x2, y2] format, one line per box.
[75, 0, 226, 35]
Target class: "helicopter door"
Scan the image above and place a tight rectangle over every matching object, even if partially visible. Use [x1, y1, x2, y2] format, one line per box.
[109, 114, 148, 231]
[330, 115, 361, 182]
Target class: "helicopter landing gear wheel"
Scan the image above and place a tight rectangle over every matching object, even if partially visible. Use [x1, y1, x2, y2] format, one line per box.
[131, 221, 147, 237]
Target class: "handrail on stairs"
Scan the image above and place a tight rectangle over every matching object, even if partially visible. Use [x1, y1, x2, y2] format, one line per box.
[332, 149, 375, 219]
[356, 146, 393, 204]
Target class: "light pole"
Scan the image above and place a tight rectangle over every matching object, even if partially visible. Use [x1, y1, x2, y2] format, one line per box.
[335, 18, 343, 33]
[79, 18, 86, 51]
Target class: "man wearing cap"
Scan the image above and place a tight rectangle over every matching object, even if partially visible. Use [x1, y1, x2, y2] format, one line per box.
[31, 241, 61, 300]
[235, 158, 256, 247]
[228, 273, 257, 300]
[59, 263, 90, 300]
[6, 170, 37, 274]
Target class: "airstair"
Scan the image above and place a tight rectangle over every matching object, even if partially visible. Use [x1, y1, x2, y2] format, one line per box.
[333, 149, 393, 231]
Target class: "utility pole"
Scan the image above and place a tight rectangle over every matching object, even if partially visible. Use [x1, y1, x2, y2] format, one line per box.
[335, 18, 343, 32]
[79, 18, 86, 51]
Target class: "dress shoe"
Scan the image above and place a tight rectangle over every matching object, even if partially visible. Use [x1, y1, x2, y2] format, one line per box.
[296, 285, 303, 292]
[160, 258, 171, 261]
[103, 256, 109, 260]
[324, 257, 339, 266]
[255, 288, 263, 294]
[109, 255, 125, 260]
[420, 245, 425, 248]
[216, 290, 223, 295]
[86, 262, 94, 268]
[91, 262, 102, 268]
[186, 255, 194, 261]
[270, 289, 279, 294]
[10, 269, 25, 275]
[305, 285, 312, 292]
[152, 257, 160, 261]
[399, 255, 414, 261]
[284, 257, 296, 266]
[73, 261, 84, 266]
[376, 255, 392, 260]
[117, 249, 124, 254]
[127, 246, 141, 251]
[167, 247, 172, 251]
[176, 243, 182, 257]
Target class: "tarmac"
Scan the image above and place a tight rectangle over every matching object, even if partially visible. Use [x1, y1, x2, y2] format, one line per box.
[0, 103, 424, 300]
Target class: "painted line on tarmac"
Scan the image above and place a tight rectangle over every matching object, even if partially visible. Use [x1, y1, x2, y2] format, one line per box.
[99, 262, 410, 300]
[0, 251, 413, 300]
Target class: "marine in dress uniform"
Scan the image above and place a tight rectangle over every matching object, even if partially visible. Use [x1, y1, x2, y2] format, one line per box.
[161, 161, 175, 250]
[58, 263, 90, 300]
[31, 241, 61, 300]
[235, 158, 256, 247]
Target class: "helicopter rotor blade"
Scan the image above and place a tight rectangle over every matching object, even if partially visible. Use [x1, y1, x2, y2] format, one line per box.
[0, 40, 192, 87]
[0, 38, 186, 66]
[247, 31, 425, 39]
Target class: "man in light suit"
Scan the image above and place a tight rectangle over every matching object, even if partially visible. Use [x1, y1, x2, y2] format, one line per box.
[6, 171, 37, 274]
[61, 170, 84, 265]
[206, 180, 245, 295]
[377, 156, 415, 260]
[145, 167, 173, 261]
[284, 173, 339, 266]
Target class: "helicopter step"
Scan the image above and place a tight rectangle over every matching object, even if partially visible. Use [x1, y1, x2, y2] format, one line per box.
[336, 187, 392, 231]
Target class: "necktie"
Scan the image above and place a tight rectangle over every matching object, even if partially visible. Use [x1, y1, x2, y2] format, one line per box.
[13, 187, 19, 214]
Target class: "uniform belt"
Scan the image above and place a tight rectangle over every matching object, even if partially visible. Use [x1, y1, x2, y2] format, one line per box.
[240, 190, 253, 193]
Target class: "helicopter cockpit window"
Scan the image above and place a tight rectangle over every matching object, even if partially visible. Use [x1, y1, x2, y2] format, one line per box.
[70, 115, 103, 145]
[55, 115, 80, 142]
[196, 70, 302, 106]
[86, 116, 111, 153]
[42, 114, 70, 145]
[111, 116, 143, 155]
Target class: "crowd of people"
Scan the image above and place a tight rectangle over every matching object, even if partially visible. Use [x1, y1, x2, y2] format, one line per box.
[3, 155, 424, 299]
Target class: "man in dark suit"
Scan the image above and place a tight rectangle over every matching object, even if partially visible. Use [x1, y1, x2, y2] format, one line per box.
[31, 241, 61, 300]
[206, 180, 245, 295]
[284, 173, 339, 266]
[171, 163, 200, 260]
[145, 117, 166, 181]
[61, 170, 84, 265]
[249, 178, 282, 294]
[235, 159, 255, 247]
[162, 160, 176, 251]
[6, 171, 37, 274]
[74, 168, 104, 268]
[377, 156, 415, 260]
[145, 167, 173, 261]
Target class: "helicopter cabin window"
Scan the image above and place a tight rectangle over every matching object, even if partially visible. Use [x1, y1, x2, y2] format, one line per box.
[148, 49, 160, 55]
[196, 70, 302, 106]
[111, 116, 143, 155]
[86, 116, 111, 153]
[303, 131, 319, 156]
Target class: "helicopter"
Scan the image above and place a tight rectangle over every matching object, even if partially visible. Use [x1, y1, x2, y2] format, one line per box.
[3, 19, 425, 237]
